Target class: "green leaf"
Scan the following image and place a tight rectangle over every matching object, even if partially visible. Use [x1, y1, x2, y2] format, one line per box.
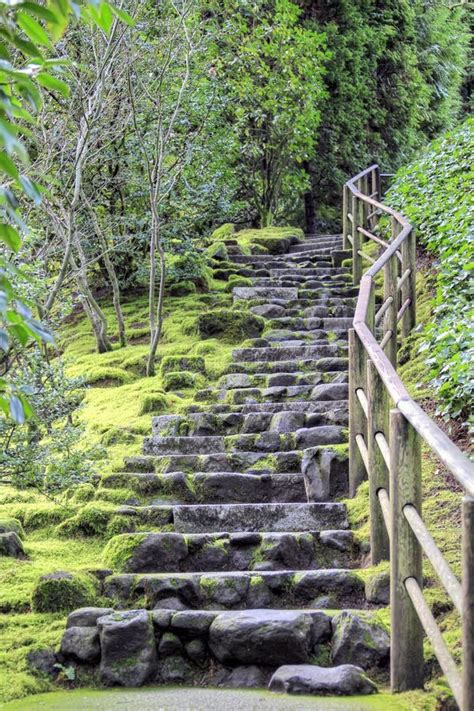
[9, 395, 25, 424]
[37, 72, 70, 97]
[17, 12, 52, 48]
[19, 175, 42, 204]
[21, 2, 59, 24]
[111, 5, 134, 26]
[0, 224, 21, 252]
[0, 151, 19, 180]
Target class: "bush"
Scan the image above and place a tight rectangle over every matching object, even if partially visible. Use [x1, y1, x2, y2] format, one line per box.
[162, 371, 204, 392]
[166, 251, 212, 290]
[31, 571, 98, 613]
[387, 119, 474, 423]
[160, 356, 205, 376]
[197, 309, 265, 342]
[168, 280, 196, 296]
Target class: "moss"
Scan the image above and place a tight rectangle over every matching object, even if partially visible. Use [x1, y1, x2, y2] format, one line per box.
[102, 533, 148, 572]
[160, 355, 206, 376]
[168, 281, 196, 297]
[55, 503, 115, 538]
[209, 223, 235, 242]
[206, 241, 229, 261]
[100, 427, 136, 446]
[138, 392, 169, 415]
[197, 309, 264, 342]
[225, 275, 252, 292]
[31, 571, 98, 613]
[22, 505, 72, 531]
[163, 371, 205, 392]
[0, 518, 25, 539]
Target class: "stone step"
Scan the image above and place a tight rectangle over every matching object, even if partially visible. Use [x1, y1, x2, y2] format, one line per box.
[125, 450, 304, 475]
[233, 287, 298, 302]
[231, 253, 337, 265]
[216, 369, 344, 391]
[172, 501, 348, 533]
[187, 400, 348, 418]
[143, 426, 347, 456]
[232, 344, 345, 362]
[289, 242, 343, 254]
[195, 379, 348, 406]
[153, 404, 348, 437]
[104, 529, 358, 573]
[250, 277, 351, 290]
[103, 567, 365, 610]
[102, 470, 308, 505]
[227, 357, 348, 374]
[267, 317, 352, 333]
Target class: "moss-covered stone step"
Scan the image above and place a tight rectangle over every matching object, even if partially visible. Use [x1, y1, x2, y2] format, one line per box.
[194, 382, 348, 408]
[153, 406, 348, 437]
[226, 357, 348, 374]
[216, 369, 345, 391]
[172, 501, 348, 534]
[102, 530, 359, 574]
[143, 426, 346, 457]
[289, 241, 343, 254]
[103, 471, 307, 505]
[59, 607, 388, 687]
[103, 568, 365, 610]
[230, 253, 336, 265]
[233, 286, 298, 302]
[186, 400, 348, 421]
[124, 450, 304, 475]
[232, 344, 345, 362]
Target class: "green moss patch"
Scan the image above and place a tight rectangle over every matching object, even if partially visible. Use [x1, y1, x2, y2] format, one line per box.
[197, 309, 264, 342]
[102, 533, 148, 572]
[31, 571, 98, 613]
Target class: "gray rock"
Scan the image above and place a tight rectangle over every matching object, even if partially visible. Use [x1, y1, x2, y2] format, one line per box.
[125, 533, 188, 573]
[158, 632, 182, 656]
[0, 532, 26, 558]
[158, 654, 192, 683]
[269, 412, 305, 434]
[152, 609, 173, 630]
[98, 609, 157, 686]
[320, 530, 353, 552]
[250, 304, 285, 319]
[209, 610, 313, 665]
[219, 373, 252, 389]
[365, 571, 390, 605]
[152, 415, 183, 436]
[66, 607, 114, 629]
[331, 611, 390, 670]
[27, 649, 59, 678]
[216, 665, 267, 688]
[185, 638, 207, 665]
[60, 626, 100, 663]
[171, 610, 217, 635]
[203, 574, 248, 607]
[153, 596, 189, 611]
[302, 448, 348, 502]
[268, 664, 377, 696]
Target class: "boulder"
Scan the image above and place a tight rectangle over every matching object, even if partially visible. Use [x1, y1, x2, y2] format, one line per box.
[66, 607, 114, 629]
[209, 610, 313, 665]
[365, 571, 390, 605]
[302, 447, 348, 501]
[31, 571, 97, 613]
[158, 632, 182, 656]
[269, 412, 305, 434]
[157, 654, 192, 683]
[216, 665, 267, 688]
[171, 610, 217, 636]
[250, 304, 286, 319]
[185, 638, 208, 665]
[0, 517, 25, 538]
[60, 626, 100, 663]
[27, 649, 59, 678]
[0, 532, 26, 558]
[268, 664, 377, 696]
[98, 609, 157, 686]
[331, 611, 390, 670]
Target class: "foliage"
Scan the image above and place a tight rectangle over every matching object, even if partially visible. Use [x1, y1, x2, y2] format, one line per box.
[0, 351, 102, 496]
[214, 0, 329, 226]
[387, 118, 474, 424]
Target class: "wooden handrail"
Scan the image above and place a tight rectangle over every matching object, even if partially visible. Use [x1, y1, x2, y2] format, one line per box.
[343, 165, 474, 710]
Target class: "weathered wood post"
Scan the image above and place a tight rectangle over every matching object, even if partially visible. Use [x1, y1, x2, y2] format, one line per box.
[342, 185, 349, 251]
[367, 359, 390, 563]
[383, 249, 398, 367]
[352, 194, 362, 286]
[390, 408, 424, 691]
[401, 226, 417, 339]
[462, 496, 474, 711]
[349, 328, 366, 496]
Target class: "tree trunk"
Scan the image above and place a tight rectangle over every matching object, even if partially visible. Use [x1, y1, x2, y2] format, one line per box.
[303, 161, 317, 235]
[146, 219, 166, 377]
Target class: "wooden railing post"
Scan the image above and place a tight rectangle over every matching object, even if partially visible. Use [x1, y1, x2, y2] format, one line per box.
[367, 359, 390, 563]
[462, 496, 474, 711]
[383, 249, 398, 367]
[349, 328, 366, 496]
[390, 408, 424, 691]
[401, 226, 416, 339]
[352, 194, 362, 285]
[342, 185, 349, 251]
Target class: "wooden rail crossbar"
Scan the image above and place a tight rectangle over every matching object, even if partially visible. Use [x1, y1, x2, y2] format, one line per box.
[343, 165, 474, 710]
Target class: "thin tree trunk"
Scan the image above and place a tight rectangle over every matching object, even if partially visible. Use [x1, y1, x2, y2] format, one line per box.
[303, 161, 317, 235]
[146, 219, 166, 376]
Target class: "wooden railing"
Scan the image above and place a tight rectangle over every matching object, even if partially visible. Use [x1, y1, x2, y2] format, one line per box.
[343, 165, 474, 710]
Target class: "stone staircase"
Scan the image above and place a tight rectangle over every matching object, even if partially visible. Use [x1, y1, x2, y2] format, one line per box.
[59, 234, 390, 697]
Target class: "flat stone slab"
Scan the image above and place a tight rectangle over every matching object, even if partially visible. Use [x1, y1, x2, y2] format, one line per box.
[269, 664, 377, 695]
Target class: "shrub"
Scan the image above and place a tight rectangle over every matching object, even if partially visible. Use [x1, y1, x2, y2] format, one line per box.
[31, 571, 98, 613]
[387, 118, 474, 423]
[160, 356, 205, 376]
[197, 309, 265, 342]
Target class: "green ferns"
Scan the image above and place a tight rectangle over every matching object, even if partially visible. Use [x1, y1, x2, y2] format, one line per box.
[387, 118, 474, 424]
